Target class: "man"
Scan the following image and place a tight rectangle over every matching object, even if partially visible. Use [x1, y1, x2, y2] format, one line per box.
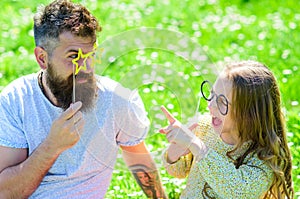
[0, 0, 166, 198]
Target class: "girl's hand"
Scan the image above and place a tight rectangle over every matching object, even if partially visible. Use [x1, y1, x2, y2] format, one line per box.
[159, 106, 208, 161]
[159, 106, 197, 149]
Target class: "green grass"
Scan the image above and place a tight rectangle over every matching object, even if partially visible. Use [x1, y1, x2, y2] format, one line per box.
[0, 0, 299, 198]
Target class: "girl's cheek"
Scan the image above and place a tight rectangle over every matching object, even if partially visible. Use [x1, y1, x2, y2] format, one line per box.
[208, 100, 214, 109]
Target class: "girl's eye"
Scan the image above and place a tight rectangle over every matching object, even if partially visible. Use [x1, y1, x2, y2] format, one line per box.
[217, 95, 227, 105]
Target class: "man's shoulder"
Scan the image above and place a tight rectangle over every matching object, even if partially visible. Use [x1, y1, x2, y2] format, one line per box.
[95, 75, 145, 110]
[95, 75, 119, 91]
[1, 73, 37, 91]
[96, 75, 134, 98]
[1, 73, 38, 100]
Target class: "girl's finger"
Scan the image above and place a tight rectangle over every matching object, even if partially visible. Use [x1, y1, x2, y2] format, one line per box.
[160, 105, 176, 124]
[159, 124, 175, 134]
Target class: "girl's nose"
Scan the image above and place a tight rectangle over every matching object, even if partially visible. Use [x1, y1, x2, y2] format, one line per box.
[208, 98, 217, 110]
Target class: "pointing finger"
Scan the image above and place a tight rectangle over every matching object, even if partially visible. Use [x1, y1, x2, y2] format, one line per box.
[159, 125, 174, 135]
[160, 105, 176, 124]
[159, 128, 168, 134]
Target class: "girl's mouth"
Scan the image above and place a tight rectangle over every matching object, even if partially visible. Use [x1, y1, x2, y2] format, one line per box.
[212, 116, 222, 128]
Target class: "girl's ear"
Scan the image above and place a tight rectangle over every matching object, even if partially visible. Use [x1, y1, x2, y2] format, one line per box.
[34, 46, 48, 70]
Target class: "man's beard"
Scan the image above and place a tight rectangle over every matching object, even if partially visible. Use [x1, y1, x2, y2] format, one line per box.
[45, 63, 97, 112]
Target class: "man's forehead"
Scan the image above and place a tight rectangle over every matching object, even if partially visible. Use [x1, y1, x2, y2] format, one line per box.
[58, 32, 96, 49]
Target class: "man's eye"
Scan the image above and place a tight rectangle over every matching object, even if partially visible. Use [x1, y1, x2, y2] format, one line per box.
[69, 54, 78, 59]
[88, 52, 96, 58]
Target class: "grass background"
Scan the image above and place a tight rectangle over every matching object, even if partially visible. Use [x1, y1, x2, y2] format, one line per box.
[0, 0, 299, 198]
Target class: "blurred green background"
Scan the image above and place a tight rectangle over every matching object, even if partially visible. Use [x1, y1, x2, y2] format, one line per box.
[0, 0, 299, 198]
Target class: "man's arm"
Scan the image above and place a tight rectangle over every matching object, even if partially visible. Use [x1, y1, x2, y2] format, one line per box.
[0, 144, 62, 198]
[0, 102, 84, 198]
[121, 141, 167, 199]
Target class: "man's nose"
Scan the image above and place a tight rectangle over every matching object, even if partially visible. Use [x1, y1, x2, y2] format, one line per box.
[78, 57, 94, 73]
[85, 57, 94, 73]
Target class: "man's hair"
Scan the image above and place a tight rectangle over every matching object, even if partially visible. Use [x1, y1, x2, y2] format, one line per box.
[33, 0, 101, 55]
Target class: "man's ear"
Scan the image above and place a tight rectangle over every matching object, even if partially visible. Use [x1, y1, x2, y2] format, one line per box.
[34, 46, 48, 70]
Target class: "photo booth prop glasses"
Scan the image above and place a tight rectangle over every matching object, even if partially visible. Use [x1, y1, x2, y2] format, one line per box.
[200, 80, 230, 116]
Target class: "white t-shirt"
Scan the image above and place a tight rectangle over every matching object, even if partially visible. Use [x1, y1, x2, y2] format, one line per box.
[0, 73, 149, 198]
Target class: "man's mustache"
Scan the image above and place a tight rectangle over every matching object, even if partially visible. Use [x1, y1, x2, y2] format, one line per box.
[74, 72, 94, 80]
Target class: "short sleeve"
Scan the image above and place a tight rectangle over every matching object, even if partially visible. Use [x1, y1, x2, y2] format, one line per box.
[0, 94, 28, 148]
[112, 86, 150, 146]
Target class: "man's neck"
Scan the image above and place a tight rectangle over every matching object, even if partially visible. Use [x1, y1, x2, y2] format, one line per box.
[39, 71, 59, 106]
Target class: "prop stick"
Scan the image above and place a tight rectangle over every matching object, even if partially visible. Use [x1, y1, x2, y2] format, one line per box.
[72, 63, 76, 103]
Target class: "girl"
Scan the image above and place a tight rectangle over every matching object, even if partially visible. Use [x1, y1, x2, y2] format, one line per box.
[160, 61, 294, 198]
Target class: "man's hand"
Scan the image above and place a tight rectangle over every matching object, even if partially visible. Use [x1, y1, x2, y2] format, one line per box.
[0, 102, 85, 198]
[45, 101, 85, 154]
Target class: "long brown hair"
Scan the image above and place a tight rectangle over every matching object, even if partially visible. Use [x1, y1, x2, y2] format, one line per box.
[224, 61, 293, 198]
